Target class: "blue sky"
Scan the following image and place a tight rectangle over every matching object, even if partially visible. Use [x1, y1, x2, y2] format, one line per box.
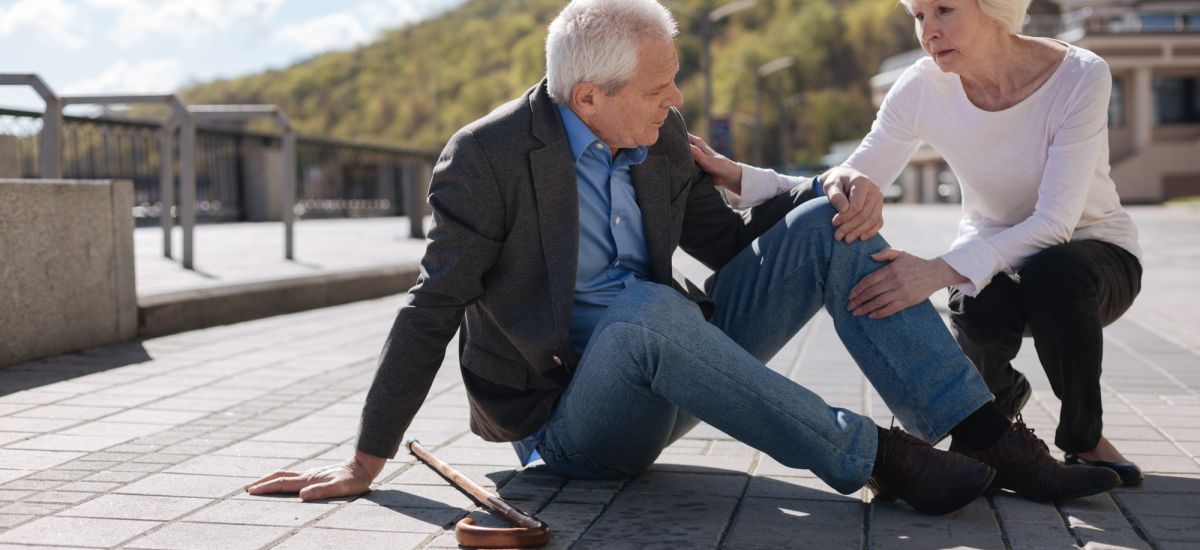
[0, 0, 467, 111]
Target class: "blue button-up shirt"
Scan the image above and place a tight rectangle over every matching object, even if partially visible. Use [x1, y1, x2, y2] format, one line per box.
[559, 105, 653, 356]
[512, 105, 653, 466]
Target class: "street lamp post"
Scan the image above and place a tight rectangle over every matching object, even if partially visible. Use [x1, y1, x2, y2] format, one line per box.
[752, 56, 793, 167]
[701, 0, 757, 140]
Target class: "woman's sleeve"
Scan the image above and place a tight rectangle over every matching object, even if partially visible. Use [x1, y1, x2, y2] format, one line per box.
[843, 63, 926, 190]
[940, 60, 1112, 295]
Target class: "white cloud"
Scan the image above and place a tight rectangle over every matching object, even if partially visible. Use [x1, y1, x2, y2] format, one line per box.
[85, 0, 285, 47]
[273, 13, 370, 55]
[0, 0, 87, 49]
[60, 59, 186, 97]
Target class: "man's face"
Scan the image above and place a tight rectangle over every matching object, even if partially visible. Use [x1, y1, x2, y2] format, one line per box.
[577, 37, 683, 151]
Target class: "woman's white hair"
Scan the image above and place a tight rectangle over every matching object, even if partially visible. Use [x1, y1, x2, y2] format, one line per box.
[900, 0, 1031, 34]
[545, 0, 678, 105]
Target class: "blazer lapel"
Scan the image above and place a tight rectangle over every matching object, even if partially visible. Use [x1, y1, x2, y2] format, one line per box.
[631, 154, 673, 284]
[528, 82, 579, 354]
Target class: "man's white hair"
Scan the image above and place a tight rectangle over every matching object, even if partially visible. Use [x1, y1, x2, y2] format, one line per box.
[545, 0, 678, 105]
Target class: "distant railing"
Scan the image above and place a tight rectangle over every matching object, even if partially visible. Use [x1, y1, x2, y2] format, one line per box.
[1026, 6, 1200, 39]
[0, 107, 438, 226]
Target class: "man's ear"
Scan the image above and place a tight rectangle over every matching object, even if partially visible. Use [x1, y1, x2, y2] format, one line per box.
[570, 82, 602, 117]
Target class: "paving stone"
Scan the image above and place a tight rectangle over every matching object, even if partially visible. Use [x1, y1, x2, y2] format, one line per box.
[1115, 492, 1200, 518]
[115, 473, 252, 498]
[0, 490, 32, 501]
[165, 455, 295, 477]
[1002, 520, 1079, 550]
[355, 484, 476, 509]
[23, 491, 93, 505]
[0, 502, 66, 516]
[273, 528, 429, 550]
[184, 498, 336, 526]
[82, 470, 147, 483]
[54, 477, 120, 492]
[0, 450, 85, 470]
[723, 498, 862, 548]
[623, 471, 746, 498]
[125, 522, 291, 550]
[11, 405, 122, 421]
[6, 434, 133, 452]
[870, 498, 1002, 550]
[57, 494, 212, 521]
[0, 417, 79, 433]
[0, 516, 159, 547]
[0, 433, 28, 446]
[213, 441, 333, 459]
[0, 514, 32, 528]
[25, 469, 88, 482]
[743, 475, 853, 502]
[0, 479, 59, 491]
[577, 492, 738, 548]
[315, 504, 463, 533]
[992, 494, 1065, 524]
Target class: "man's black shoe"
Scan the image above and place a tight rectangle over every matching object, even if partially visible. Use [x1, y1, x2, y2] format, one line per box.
[868, 427, 995, 515]
[950, 420, 1121, 501]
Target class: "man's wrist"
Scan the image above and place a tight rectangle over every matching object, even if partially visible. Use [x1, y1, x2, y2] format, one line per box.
[353, 450, 387, 479]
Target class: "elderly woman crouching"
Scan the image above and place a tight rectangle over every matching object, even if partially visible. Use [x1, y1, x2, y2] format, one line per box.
[691, 0, 1144, 485]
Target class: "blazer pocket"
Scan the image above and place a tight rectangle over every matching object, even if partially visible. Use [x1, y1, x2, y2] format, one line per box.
[460, 340, 531, 390]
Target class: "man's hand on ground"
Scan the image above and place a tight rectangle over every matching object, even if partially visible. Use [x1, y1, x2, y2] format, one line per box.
[821, 166, 883, 242]
[245, 450, 386, 501]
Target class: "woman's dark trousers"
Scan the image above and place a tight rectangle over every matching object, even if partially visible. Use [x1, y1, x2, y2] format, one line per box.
[947, 240, 1142, 453]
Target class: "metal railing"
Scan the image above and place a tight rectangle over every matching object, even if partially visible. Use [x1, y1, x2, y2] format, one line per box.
[0, 107, 437, 226]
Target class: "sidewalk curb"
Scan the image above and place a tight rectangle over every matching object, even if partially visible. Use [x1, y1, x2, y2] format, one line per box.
[137, 264, 420, 337]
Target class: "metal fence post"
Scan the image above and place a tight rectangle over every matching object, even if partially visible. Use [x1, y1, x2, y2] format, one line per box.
[282, 128, 296, 260]
[0, 74, 61, 178]
[40, 96, 62, 179]
[159, 123, 176, 258]
[180, 117, 196, 270]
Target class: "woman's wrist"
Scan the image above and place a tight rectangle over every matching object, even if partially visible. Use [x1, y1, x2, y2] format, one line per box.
[934, 258, 969, 287]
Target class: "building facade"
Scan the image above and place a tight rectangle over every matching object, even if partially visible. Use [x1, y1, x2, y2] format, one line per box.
[866, 0, 1200, 203]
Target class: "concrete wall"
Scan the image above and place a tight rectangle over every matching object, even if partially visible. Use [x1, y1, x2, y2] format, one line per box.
[0, 179, 137, 367]
[0, 136, 18, 179]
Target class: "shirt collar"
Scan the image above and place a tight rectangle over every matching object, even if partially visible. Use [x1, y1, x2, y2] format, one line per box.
[557, 104, 648, 165]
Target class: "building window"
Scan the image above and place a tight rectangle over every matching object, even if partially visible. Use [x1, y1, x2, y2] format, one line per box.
[1153, 77, 1200, 124]
[1109, 77, 1125, 128]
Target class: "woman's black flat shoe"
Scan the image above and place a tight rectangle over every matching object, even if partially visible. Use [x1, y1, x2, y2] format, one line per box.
[1064, 453, 1144, 487]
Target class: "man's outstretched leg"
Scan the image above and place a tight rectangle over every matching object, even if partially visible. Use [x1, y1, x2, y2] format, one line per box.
[707, 197, 1120, 502]
[536, 281, 994, 515]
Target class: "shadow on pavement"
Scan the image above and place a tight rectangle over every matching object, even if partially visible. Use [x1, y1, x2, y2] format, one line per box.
[0, 341, 153, 396]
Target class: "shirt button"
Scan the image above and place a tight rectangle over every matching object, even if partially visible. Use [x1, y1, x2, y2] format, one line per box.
[552, 355, 563, 366]
[595, 143, 604, 150]
[614, 215, 622, 225]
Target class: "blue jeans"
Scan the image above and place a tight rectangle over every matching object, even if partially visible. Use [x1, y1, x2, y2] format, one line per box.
[535, 198, 993, 493]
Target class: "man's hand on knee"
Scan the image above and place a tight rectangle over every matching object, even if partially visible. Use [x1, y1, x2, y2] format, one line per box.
[245, 450, 386, 501]
[822, 166, 884, 242]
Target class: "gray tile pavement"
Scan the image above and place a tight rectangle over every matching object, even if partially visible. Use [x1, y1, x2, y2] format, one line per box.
[0, 205, 1197, 548]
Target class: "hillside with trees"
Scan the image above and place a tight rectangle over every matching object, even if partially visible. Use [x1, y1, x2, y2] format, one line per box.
[180, 0, 916, 167]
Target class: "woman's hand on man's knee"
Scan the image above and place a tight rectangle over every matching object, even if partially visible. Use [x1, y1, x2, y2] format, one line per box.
[821, 166, 884, 243]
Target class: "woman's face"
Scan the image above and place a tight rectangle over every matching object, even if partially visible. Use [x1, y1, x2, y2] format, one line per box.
[907, 0, 1004, 73]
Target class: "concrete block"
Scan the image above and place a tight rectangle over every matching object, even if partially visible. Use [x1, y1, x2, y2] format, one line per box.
[0, 179, 137, 367]
[137, 265, 418, 338]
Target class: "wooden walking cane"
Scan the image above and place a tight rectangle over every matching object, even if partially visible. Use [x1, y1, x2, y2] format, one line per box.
[408, 440, 551, 549]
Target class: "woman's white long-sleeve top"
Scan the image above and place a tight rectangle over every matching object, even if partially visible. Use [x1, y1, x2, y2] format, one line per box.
[740, 45, 1141, 295]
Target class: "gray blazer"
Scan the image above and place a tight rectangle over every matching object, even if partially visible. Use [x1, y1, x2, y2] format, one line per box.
[356, 80, 814, 458]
